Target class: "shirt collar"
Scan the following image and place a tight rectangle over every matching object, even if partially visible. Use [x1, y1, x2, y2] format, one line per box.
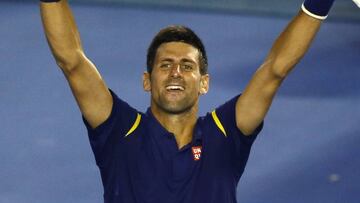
[145, 108, 203, 146]
[145, 108, 171, 137]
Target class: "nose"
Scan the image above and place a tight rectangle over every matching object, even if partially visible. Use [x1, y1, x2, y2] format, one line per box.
[169, 64, 182, 78]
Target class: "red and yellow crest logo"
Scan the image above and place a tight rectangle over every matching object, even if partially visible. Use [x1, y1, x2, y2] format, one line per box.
[191, 146, 202, 161]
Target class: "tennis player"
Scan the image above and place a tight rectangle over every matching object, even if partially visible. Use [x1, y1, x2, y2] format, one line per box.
[40, 0, 345, 202]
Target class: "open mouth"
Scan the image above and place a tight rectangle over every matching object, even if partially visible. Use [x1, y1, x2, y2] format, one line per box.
[166, 85, 185, 91]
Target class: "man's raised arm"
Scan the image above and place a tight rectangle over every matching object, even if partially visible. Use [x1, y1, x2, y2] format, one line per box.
[235, 0, 335, 135]
[40, 0, 112, 128]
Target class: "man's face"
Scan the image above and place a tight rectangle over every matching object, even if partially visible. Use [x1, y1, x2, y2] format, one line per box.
[143, 42, 209, 114]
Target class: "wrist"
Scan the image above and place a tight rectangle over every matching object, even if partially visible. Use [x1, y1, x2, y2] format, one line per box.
[301, 0, 335, 20]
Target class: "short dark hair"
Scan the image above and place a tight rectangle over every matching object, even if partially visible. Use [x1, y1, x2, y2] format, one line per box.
[146, 25, 208, 75]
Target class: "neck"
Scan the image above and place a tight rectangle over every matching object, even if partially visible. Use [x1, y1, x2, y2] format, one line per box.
[151, 104, 198, 149]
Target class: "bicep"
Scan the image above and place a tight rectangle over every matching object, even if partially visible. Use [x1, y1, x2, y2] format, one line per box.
[236, 62, 283, 135]
[236, 12, 322, 135]
[65, 55, 112, 129]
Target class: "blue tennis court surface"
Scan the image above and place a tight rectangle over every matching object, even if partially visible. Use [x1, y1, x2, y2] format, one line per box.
[0, 1, 359, 202]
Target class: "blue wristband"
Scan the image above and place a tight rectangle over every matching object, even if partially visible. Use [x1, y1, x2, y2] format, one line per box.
[302, 0, 335, 20]
[40, 0, 60, 2]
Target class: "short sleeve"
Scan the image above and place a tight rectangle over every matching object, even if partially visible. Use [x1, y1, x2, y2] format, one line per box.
[82, 89, 138, 167]
[214, 95, 263, 177]
[215, 94, 263, 145]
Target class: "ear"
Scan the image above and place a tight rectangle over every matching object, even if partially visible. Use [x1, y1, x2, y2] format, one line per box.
[143, 71, 151, 92]
[199, 74, 209, 95]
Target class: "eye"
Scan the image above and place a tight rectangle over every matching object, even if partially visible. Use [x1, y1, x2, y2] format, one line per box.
[160, 63, 172, 69]
[181, 64, 193, 71]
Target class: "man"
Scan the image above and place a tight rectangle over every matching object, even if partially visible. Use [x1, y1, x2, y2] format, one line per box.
[40, 0, 341, 202]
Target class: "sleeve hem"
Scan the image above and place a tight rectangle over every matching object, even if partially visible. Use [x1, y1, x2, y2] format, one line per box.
[214, 94, 263, 145]
[82, 89, 118, 136]
[237, 121, 263, 145]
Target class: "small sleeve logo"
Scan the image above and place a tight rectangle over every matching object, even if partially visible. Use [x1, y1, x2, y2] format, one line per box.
[191, 146, 202, 161]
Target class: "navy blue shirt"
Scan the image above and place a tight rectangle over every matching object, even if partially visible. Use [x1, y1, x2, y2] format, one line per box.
[83, 90, 263, 203]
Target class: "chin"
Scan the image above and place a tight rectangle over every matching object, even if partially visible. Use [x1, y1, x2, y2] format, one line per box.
[160, 101, 195, 115]
[153, 93, 199, 114]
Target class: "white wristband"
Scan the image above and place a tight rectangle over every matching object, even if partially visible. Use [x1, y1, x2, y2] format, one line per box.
[301, 3, 328, 20]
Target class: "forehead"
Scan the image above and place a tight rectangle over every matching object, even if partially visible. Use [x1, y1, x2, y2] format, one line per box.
[155, 42, 199, 63]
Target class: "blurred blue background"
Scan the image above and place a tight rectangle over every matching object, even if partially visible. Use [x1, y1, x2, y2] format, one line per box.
[0, 0, 359, 202]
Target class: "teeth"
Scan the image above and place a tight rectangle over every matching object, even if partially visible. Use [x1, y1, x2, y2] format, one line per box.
[166, 85, 184, 91]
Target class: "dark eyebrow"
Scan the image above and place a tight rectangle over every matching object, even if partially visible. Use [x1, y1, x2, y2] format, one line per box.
[180, 59, 196, 64]
[159, 58, 196, 64]
[160, 58, 174, 63]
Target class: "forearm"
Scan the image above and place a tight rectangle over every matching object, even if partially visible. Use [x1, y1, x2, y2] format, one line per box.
[40, 0, 84, 72]
[237, 13, 321, 135]
[236, 0, 336, 135]
[266, 11, 322, 78]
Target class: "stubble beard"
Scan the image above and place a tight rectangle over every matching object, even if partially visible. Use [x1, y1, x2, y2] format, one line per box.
[153, 92, 198, 115]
